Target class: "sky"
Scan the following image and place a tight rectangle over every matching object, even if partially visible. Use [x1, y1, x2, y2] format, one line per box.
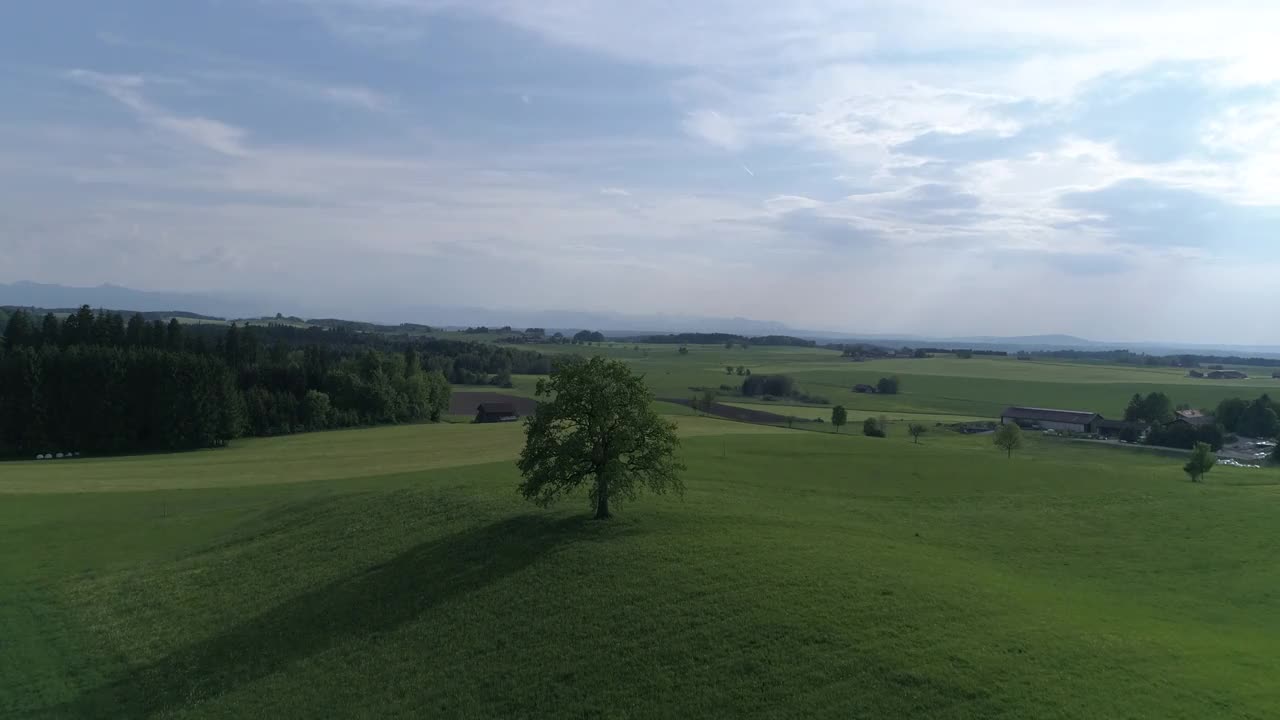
[2, 1, 1280, 342]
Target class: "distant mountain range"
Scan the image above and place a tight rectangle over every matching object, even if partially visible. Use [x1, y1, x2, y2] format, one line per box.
[5, 281, 1280, 357]
[0, 282, 790, 336]
[0, 281, 268, 320]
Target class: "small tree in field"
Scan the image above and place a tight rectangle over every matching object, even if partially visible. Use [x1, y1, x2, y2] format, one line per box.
[726, 366, 734, 374]
[831, 405, 847, 433]
[518, 356, 684, 519]
[908, 423, 927, 444]
[994, 423, 1023, 458]
[699, 389, 717, 415]
[1184, 441, 1217, 483]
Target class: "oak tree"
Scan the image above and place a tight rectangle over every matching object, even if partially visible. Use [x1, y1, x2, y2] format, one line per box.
[518, 356, 684, 519]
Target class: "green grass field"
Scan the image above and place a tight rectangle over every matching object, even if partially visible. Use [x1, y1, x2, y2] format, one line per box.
[538, 343, 1280, 419]
[719, 401, 989, 425]
[4, 412, 1278, 718]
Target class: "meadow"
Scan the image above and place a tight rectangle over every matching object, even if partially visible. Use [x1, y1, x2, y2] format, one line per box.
[545, 342, 1280, 419]
[4, 410, 1279, 718]
[6, 341, 1280, 718]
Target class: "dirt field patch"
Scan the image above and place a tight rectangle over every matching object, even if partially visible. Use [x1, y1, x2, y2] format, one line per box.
[660, 398, 813, 425]
[449, 392, 540, 417]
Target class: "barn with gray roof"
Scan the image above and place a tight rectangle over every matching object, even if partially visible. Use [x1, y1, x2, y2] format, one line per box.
[1000, 406, 1102, 433]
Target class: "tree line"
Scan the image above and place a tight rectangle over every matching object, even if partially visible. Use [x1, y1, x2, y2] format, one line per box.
[1119, 391, 1280, 450]
[1, 307, 555, 457]
[1030, 348, 1280, 369]
[629, 332, 816, 348]
[739, 373, 829, 404]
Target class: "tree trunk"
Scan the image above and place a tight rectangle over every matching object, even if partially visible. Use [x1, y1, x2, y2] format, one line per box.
[595, 475, 611, 519]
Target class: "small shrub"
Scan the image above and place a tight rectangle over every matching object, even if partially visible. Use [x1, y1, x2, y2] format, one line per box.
[796, 394, 830, 405]
[863, 417, 885, 438]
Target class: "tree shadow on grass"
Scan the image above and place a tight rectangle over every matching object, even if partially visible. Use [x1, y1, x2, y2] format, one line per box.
[53, 513, 614, 719]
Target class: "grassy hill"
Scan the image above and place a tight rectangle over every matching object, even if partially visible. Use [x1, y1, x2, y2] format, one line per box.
[3, 417, 1277, 718]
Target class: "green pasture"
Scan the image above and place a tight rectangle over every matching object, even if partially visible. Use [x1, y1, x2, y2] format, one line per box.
[0, 415, 770, 494]
[719, 401, 989, 425]
[4, 415, 1279, 718]
[535, 343, 1280, 419]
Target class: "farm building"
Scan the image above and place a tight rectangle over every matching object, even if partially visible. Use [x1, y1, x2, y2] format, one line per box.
[853, 384, 878, 394]
[1167, 409, 1216, 428]
[1206, 370, 1248, 380]
[475, 402, 519, 423]
[1001, 406, 1102, 433]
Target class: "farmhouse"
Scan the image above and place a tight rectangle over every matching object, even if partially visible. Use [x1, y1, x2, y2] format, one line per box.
[1167, 409, 1216, 428]
[1001, 406, 1102, 433]
[475, 402, 519, 423]
[853, 384, 878, 394]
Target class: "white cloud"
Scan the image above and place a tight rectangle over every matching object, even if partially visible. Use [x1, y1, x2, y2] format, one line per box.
[682, 110, 744, 151]
[322, 85, 392, 111]
[9, 1, 1280, 341]
[66, 70, 249, 156]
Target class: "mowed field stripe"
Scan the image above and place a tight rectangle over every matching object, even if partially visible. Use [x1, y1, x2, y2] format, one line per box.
[0, 414, 783, 494]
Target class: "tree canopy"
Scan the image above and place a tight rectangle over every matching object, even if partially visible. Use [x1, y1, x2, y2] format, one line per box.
[1184, 442, 1217, 483]
[699, 389, 718, 415]
[0, 306, 577, 456]
[1124, 392, 1173, 424]
[908, 423, 928, 444]
[831, 405, 847, 432]
[517, 356, 684, 519]
[994, 423, 1023, 458]
[741, 374, 798, 398]
[862, 417, 885, 438]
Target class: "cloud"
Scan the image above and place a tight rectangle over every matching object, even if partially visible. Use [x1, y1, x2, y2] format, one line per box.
[1059, 179, 1280, 253]
[66, 70, 249, 156]
[7, 0, 1280, 342]
[766, 207, 884, 249]
[320, 85, 393, 112]
[683, 110, 744, 151]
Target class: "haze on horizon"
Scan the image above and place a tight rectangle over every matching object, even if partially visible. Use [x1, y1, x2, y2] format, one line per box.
[3, 1, 1280, 344]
